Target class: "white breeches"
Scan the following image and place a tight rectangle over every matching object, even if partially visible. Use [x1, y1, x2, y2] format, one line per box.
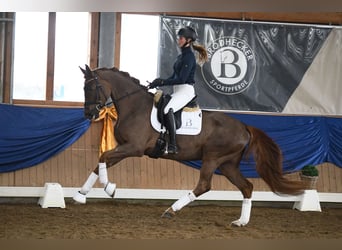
[163, 84, 196, 114]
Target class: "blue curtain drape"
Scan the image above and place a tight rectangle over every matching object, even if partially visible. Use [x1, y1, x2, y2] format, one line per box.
[183, 113, 341, 177]
[0, 104, 90, 173]
[1, 104, 340, 176]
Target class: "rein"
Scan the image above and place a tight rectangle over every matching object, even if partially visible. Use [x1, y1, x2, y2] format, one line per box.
[112, 88, 143, 103]
[84, 75, 144, 111]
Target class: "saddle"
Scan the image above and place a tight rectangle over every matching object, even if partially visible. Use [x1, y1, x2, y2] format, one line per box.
[149, 90, 200, 158]
[153, 90, 199, 129]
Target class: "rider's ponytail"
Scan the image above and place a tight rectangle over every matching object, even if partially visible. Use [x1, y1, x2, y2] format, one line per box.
[192, 43, 208, 64]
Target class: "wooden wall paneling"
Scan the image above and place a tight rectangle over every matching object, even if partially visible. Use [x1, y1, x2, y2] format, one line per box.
[148, 158, 157, 189]
[172, 159, 182, 189]
[121, 159, 130, 188]
[334, 164, 342, 192]
[114, 13, 121, 68]
[83, 125, 93, 183]
[78, 131, 89, 185]
[332, 163, 341, 192]
[50, 153, 60, 185]
[326, 163, 334, 192]
[126, 157, 134, 187]
[320, 164, 329, 192]
[56, 147, 66, 186]
[110, 161, 122, 188]
[63, 140, 73, 186]
[150, 158, 158, 189]
[13, 165, 26, 186]
[328, 163, 341, 192]
[89, 121, 101, 188]
[70, 137, 80, 186]
[2, 12, 14, 103]
[89, 12, 100, 68]
[33, 162, 43, 186]
[127, 158, 136, 187]
[135, 157, 142, 188]
[46, 13, 56, 101]
[185, 164, 198, 190]
[29, 160, 38, 186]
[112, 160, 121, 187]
[165, 159, 174, 189]
[179, 161, 189, 189]
[324, 164, 333, 192]
[139, 156, 148, 188]
[150, 158, 159, 188]
[159, 157, 167, 188]
[0, 171, 10, 186]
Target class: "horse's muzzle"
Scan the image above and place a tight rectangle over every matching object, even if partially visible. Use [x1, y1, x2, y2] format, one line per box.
[84, 107, 100, 120]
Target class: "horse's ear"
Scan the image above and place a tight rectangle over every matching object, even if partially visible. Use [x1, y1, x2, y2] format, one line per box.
[79, 66, 87, 76]
[85, 64, 92, 75]
[80, 64, 93, 79]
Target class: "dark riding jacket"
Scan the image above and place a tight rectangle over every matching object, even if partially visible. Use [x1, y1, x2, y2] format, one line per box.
[163, 46, 196, 86]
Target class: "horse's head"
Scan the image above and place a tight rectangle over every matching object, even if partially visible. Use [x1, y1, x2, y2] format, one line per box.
[80, 64, 111, 120]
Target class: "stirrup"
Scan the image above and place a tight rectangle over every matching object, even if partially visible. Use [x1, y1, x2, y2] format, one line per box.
[167, 144, 178, 154]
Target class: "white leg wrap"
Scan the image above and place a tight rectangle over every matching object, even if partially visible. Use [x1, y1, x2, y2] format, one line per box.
[98, 162, 108, 185]
[80, 172, 98, 194]
[104, 182, 116, 197]
[171, 191, 196, 212]
[73, 191, 86, 204]
[232, 198, 252, 227]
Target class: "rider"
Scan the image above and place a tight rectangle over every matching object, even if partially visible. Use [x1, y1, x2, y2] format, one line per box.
[150, 26, 208, 154]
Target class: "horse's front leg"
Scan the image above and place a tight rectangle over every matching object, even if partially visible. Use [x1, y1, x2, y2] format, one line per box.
[73, 143, 143, 204]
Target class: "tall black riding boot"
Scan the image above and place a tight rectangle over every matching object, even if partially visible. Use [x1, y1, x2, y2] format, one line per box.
[165, 109, 178, 154]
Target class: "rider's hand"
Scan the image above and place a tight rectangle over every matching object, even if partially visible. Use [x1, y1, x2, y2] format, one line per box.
[150, 78, 164, 88]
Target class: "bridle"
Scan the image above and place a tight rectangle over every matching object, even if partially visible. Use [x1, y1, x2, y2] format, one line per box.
[84, 75, 111, 114]
[84, 73, 144, 119]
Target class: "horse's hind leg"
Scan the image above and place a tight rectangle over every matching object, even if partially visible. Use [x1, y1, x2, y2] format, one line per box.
[162, 160, 216, 218]
[218, 161, 253, 227]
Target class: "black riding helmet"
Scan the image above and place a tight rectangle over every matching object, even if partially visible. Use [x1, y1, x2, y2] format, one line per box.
[177, 26, 197, 42]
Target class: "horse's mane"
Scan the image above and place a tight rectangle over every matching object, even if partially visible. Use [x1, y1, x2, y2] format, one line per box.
[111, 67, 140, 84]
[94, 67, 154, 97]
[95, 67, 150, 92]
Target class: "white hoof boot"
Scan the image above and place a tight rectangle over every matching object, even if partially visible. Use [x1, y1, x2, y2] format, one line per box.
[231, 219, 248, 227]
[73, 191, 86, 204]
[104, 182, 116, 197]
[231, 198, 252, 227]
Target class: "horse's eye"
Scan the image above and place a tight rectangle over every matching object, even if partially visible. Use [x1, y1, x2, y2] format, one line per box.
[84, 83, 96, 91]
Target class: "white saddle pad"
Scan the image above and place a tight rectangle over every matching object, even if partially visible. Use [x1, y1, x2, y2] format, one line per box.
[150, 106, 202, 135]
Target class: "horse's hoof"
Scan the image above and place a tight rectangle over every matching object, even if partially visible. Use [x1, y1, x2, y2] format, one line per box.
[161, 207, 176, 218]
[104, 182, 116, 197]
[73, 191, 86, 204]
[231, 219, 247, 227]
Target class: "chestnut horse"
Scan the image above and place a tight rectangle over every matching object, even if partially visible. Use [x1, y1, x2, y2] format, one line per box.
[73, 65, 305, 227]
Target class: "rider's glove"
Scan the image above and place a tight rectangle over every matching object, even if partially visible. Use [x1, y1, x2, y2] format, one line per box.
[150, 78, 164, 88]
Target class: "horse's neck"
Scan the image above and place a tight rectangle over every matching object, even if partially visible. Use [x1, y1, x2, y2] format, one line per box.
[110, 81, 152, 116]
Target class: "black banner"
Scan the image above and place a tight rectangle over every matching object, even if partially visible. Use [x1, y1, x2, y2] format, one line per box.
[158, 16, 332, 112]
